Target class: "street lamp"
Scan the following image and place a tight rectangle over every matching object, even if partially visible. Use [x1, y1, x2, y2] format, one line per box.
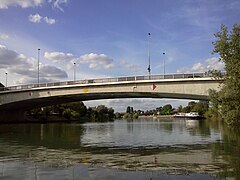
[73, 62, 76, 81]
[163, 52, 166, 76]
[147, 32, 151, 79]
[37, 48, 40, 84]
[5, 72, 7, 87]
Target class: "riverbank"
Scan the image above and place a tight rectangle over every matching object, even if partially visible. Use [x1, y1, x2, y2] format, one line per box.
[139, 115, 174, 120]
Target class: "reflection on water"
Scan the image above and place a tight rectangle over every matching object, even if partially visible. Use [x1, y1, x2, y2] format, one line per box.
[81, 119, 221, 147]
[0, 118, 239, 179]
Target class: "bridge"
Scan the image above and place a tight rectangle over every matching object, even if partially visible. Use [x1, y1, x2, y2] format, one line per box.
[0, 72, 221, 122]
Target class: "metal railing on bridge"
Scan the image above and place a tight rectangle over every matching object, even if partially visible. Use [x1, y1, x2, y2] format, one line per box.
[0, 72, 215, 92]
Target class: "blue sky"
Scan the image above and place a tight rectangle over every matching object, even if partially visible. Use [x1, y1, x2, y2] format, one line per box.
[0, 0, 239, 111]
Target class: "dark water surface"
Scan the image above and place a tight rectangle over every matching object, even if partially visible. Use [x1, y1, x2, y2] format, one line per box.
[0, 118, 239, 179]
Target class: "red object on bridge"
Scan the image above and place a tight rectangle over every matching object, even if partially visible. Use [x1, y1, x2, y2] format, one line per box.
[152, 84, 157, 90]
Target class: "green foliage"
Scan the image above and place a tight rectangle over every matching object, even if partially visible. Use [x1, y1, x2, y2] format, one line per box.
[30, 108, 42, 117]
[86, 105, 115, 122]
[179, 101, 209, 116]
[211, 24, 240, 126]
[177, 105, 183, 113]
[192, 101, 209, 116]
[132, 113, 139, 119]
[62, 108, 72, 120]
[182, 106, 191, 113]
[160, 104, 173, 115]
[115, 112, 122, 119]
[123, 113, 131, 119]
[188, 101, 196, 108]
[123, 113, 138, 119]
[123, 106, 138, 119]
[29, 102, 115, 122]
[108, 108, 115, 119]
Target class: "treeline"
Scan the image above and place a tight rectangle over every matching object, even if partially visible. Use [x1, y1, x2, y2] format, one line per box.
[144, 101, 209, 116]
[177, 101, 209, 116]
[208, 24, 240, 127]
[123, 106, 139, 119]
[28, 102, 115, 122]
[120, 101, 209, 119]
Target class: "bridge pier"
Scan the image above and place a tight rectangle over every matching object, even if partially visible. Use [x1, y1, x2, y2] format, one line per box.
[0, 110, 27, 123]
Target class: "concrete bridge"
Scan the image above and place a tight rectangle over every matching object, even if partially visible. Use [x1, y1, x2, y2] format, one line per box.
[0, 72, 221, 121]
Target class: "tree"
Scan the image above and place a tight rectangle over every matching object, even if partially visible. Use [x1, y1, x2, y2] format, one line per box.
[62, 108, 72, 120]
[161, 104, 173, 115]
[126, 106, 131, 113]
[177, 105, 183, 113]
[192, 101, 209, 115]
[188, 101, 196, 110]
[211, 24, 240, 126]
[115, 112, 122, 119]
[130, 107, 134, 114]
[108, 108, 115, 119]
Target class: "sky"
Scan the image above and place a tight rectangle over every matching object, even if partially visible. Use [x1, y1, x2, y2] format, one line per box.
[0, 0, 239, 112]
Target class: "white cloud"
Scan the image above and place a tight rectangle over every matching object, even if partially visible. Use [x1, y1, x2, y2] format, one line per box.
[28, 13, 56, 25]
[44, 17, 56, 25]
[0, 0, 44, 9]
[48, 0, 68, 12]
[89, 63, 98, 69]
[0, 44, 68, 84]
[0, 0, 68, 12]
[78, 53, 114, 70]
[0, 33, 9, 40]
[177, 57, 224, 73]
[45, 51, 115, 70]
[44, 51, 74, 62]
[28, 13, 42, 23]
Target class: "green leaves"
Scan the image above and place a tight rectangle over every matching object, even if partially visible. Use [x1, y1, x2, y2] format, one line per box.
[211, 24, 240, 126]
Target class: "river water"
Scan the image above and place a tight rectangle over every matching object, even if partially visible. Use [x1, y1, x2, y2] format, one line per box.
[0, 118, 239, 180]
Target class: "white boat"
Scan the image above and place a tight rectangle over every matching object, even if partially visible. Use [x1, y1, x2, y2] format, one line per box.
[173, 112, 204, 119]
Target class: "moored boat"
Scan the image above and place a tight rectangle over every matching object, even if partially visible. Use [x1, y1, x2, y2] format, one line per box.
[173, 112, 204, 119]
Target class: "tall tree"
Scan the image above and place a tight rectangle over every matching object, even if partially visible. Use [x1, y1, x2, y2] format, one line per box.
[161, 104, 173, 115]
[126, 106, 131, 113]
[193, 101, 209, 116]
[211, 24, 240, 126]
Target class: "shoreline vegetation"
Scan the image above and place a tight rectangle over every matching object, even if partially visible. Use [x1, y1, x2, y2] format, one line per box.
[207, 24, 240, 127]
[26, 100, 209, 123]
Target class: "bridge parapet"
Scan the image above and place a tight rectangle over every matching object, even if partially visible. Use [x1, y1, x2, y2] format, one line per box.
[1, 72, 214, 93]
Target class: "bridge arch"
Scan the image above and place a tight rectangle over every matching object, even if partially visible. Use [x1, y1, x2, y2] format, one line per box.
[0, 73, 221, 122]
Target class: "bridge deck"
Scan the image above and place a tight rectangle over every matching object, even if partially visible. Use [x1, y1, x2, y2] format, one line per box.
[1, 72, 213, 93]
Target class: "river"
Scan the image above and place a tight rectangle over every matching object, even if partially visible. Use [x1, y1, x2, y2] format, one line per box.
[0, 118, 239, 179]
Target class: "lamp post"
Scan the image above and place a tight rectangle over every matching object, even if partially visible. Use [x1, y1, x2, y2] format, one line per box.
[5, 72, 7, 87]
[163, 52, 166, 76]
[37, 48, 40, 84]
[147, 32, 151, 79]
[73, 62, 76, 81]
